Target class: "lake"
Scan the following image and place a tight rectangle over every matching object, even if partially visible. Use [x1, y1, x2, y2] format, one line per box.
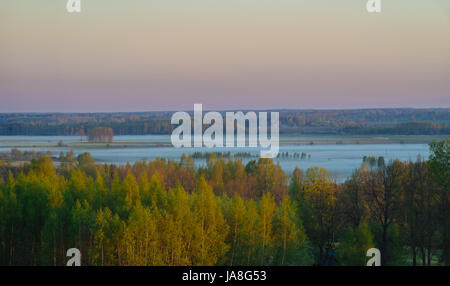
[0, 135, 435, 181]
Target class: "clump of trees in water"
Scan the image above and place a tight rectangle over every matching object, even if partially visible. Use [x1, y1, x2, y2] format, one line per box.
[6, 148, 52, 161]
[0, 139, 448, 266]
[192, 152, 253, 160]
[277, 152, 310, 160]
[88, 127, 114, 143]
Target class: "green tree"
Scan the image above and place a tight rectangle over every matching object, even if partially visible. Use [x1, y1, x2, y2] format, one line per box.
[259, 192, 276, 265]
[191, 177, 229, 265]
[273, 196, 305, 265]
[338, 223, 374, 266]
[300, 167, 337, 265]
[91, 208, 124, 265]
[223, 193, 247, 266]
[123, 203, 160, 265]
[428, 139, 449, 265]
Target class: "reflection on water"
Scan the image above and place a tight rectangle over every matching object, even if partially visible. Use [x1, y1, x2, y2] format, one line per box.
[0, 135, 431, 181]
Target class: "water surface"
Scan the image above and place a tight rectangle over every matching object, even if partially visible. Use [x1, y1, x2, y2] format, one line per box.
[0, 135, 432, 181]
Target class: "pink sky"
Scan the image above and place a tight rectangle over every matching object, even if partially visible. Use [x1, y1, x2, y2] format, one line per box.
[1, 0, 449, 112]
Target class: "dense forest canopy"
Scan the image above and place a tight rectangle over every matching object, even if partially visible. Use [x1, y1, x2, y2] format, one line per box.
[0, 139, 448, 266]
[0, 108, 448, 135]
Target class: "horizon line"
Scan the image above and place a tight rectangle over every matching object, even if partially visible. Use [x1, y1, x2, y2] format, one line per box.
[0, 106, 449, 115]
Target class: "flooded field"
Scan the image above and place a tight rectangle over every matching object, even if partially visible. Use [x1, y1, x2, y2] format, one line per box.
[0, 135, 443, 180]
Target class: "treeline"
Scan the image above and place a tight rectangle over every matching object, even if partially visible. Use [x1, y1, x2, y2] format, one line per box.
[0, 109, 449, 136]
[0, 119, 172, 136]
[343, 121, 450, 135]
[0, 140, 448, 266]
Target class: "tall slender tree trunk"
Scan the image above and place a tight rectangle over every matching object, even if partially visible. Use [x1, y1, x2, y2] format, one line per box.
[443, 214, 449, 265]
[53, 229, 56, 266]
[9, 224, 14, 266]
[282, 233, 286, 266]
[319, 246, 323, 266]
[381, 225, 388, 266]
[231, 223, 237, 266]
[421, 247, 426, 266]
[441, 191, 449, 265]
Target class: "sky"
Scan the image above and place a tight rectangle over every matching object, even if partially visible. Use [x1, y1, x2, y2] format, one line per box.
[0, 0, 449, 112]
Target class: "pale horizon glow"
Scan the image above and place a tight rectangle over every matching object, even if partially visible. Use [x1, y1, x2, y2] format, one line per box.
[1, 0, 449, 112]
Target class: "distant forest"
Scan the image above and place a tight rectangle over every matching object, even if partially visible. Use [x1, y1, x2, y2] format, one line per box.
[0, 108, 449, 136]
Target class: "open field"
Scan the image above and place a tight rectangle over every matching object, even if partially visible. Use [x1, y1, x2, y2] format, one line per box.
[0, 134, 447, 149]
